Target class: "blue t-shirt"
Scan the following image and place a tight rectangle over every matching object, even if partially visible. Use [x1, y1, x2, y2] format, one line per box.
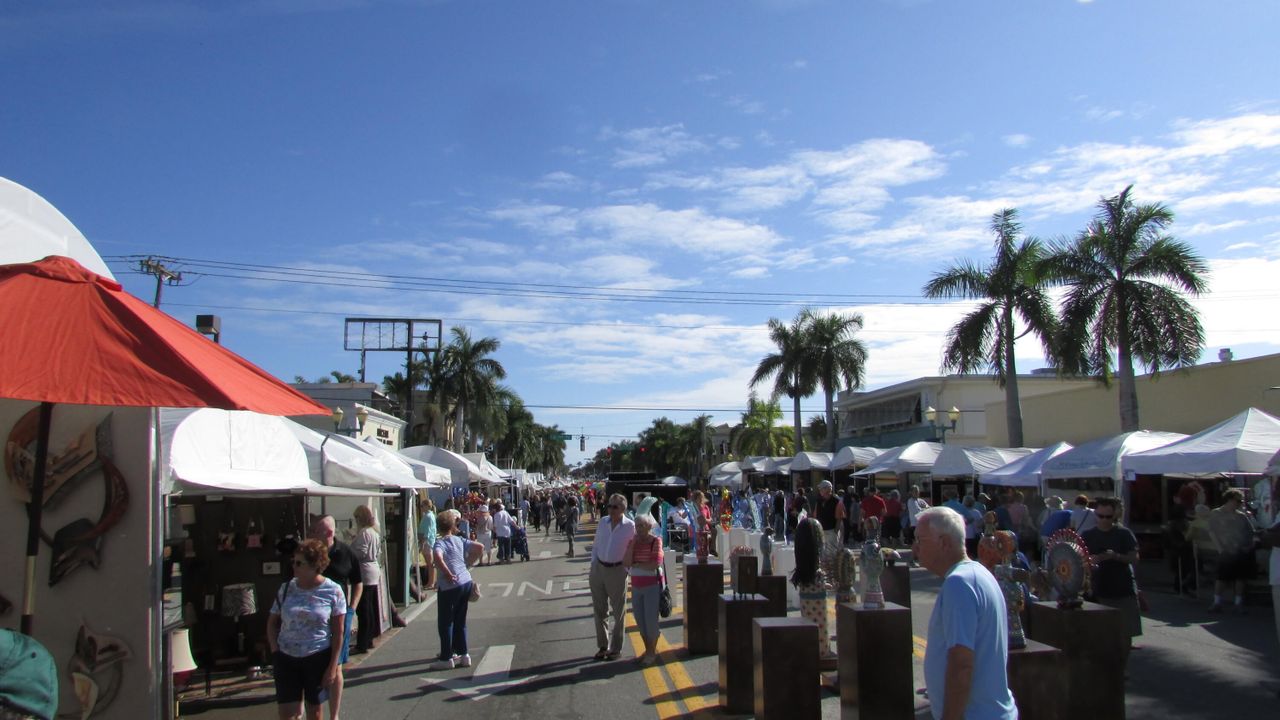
[271, 577, 347, 658]
[419, 511, 437, 548]
[925, 560, 1017, 720]
[1040, 509, 1072, 537]
[434, 535, 474, 591]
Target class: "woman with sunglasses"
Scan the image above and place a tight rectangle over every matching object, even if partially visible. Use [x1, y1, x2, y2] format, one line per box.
[267, 538, 347, 720]
[430, 509, 484, 670]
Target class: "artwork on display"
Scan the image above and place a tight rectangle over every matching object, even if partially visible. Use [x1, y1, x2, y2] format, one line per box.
[5, 411, 130, 588]
[860, 516, 885, 609]
[1043, 529, 1092, 609]
[68, 622, 131, 719]
[834, 546, 857, 605]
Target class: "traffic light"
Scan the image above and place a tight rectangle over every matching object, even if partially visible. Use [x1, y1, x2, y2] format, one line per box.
[579, 435, 585, 452]
[639, 446, 646, 454]
[606, 447, 612, 456]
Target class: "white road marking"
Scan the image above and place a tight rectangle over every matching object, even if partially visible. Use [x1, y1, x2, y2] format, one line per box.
[420, 644, 537, 701]
[538, 550, 551, 559]
[518, 580, 552, 596]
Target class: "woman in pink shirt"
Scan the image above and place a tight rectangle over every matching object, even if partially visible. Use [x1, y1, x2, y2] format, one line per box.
[624, 513, 665, 665]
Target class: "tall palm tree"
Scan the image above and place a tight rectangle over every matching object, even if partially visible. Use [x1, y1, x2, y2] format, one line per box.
[922, 208, 1058, 447]
[1043, 185, 1208, 431]
[805, 414, 827, 450]
[537, 424, 567, 474]
[751, 314, 817, 452]
[730, 394, 794, 457]
[441, 327, 506, 453]
[494, 397, 541, 470]
[801, 309, 868, 452]
[681, 414, 716, 480]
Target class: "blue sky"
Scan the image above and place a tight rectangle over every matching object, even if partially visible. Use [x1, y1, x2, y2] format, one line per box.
[4, 0, 1280, 466]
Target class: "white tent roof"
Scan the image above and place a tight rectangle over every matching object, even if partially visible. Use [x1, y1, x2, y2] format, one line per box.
[708, 461, 744, 488]
[790, 452, 833, 471]
[658, 475, 688, 486]
[932, 446, 1038, 478]
[401, 445, 488, 486]
[463, 452, 513, 484]
[0, 177, 115, 279]
[854, 441, 944, 476]
[829, 446, 885, 470]
[160, 408, 374, 496]
[357, 438, 452, 487]
[282, 420, 437, 490]
[1041, 430, 1187, 481]
[1122, 408, 1280, 477]
[980, 442, 1074, 487]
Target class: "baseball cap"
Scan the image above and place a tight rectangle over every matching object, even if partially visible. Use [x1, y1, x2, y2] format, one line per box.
[0, 629, 58, 720]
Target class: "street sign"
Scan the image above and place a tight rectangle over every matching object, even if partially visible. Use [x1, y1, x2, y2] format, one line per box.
[553, 433, 573, 441]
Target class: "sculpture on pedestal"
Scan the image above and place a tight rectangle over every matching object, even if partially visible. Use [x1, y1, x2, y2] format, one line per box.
[760, 527, 775, 576]
[1043, 528, 1092, 609]
[696, 525, 712, 564]
[729, 545, 755, 597]
[791, 517, 833, 658]
[860, 516, 885, 609]
[833, 546, 857, 605]
[976, 516, 1028, 648]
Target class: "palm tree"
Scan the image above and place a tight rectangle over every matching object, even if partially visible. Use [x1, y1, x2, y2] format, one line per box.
[805, 414, 827, 450]
[494, 397, 541, 470]
[751, 314, 817, 452]
[537, 424, 567, 474]
[441, 327, 506, 453]
[681, 414, 716, 481]
[801, 309, 868, 452]
[1043, 185, 1208, 431]
[922, 208, 1058, 446]
[730, 394, 794, 457]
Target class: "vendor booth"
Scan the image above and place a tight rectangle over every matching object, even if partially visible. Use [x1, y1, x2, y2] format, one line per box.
[933, 445, 1037, 500]
[0, 253, 330, 719]
[854, 441, 943, 498]
[979, 441, 1073, 491]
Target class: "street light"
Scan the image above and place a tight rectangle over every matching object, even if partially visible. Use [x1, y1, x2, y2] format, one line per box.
[332, 406, 370, 437]
[925, 405, 960, 443]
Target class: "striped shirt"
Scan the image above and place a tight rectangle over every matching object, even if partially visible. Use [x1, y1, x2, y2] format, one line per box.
[629, 534, 664, 587]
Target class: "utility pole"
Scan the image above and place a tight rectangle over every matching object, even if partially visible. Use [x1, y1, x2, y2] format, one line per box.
[138, 257, 182, 308]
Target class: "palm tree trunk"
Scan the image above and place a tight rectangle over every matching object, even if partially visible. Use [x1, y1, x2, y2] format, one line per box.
[453, 400, 466, 453]
[824, 388, 836, 453]
[1003, 309, 1025, 447]
[1116, 313, 1140, 432]
[792, 392, 803, 451]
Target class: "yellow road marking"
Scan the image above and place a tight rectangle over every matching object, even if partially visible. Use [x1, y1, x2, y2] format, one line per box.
[626, 620, 683, 719]
[655, 634, 711, 712]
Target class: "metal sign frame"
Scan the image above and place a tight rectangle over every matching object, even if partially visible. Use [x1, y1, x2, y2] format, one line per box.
[343, 318, 444, 428]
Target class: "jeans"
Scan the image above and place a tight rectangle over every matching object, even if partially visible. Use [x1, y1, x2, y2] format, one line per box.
[339, 609, 355, 663]
[497, 536, 512, 561]
[631, 583, 661, 643]
[436, 582, 472, 661]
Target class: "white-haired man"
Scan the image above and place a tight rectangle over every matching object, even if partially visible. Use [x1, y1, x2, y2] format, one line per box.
[590, 493, 635, 661]
[914, 507, 1016, 720]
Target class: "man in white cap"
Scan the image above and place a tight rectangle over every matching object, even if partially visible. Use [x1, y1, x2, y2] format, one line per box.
[813, 480, 847, 566]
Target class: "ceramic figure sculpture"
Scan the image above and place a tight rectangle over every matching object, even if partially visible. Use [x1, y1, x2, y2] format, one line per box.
[860, 516, 885, 609]
[1044, 528, 1092, 609]
[834, 546, 857, 605]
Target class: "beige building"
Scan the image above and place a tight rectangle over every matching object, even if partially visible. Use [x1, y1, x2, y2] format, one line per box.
[834, 373, 1096, 449]
[985, 351, 1280, 446]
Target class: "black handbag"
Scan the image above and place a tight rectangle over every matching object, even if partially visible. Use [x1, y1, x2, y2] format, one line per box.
[658, 568, 672, 618]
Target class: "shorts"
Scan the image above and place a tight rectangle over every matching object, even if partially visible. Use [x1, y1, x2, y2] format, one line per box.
[273, 649, 331, 706]
[1216, 551, 1258, 582]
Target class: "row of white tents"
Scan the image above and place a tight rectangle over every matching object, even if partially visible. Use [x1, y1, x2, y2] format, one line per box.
[709, 407, 1280, 490]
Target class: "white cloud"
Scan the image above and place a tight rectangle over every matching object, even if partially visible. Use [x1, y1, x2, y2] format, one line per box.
[532, 171, 584, 191]
[730, 266, 770, 279]
[601, 123, 710, 168]
[1178, 187, 1280, 212]
[1184, 220, 1251, 237]
[1003, 134, 1032, 148]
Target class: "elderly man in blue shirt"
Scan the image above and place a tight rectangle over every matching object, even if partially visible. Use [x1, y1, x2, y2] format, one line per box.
[914, 506, 1017, 720]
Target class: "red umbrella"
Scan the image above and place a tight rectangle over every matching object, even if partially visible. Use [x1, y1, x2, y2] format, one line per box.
[0, 256, 329, 633]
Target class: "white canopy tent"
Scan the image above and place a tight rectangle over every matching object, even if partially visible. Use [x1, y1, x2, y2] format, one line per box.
[708, 461, 744, 488]
[401, 445, 489, 487]
[658, 475, 688, 486]
[160, 408, 373, 496]
[1041, 430, 1187, 481]
[1122, 407, 1280, 477]
[790, 452, 833, 472]
[357, 438, 452, 487]
[464, 452, 513, 486]
[284, 420, 438, 490]
[854, 441, 944, 476]
[829, 446, 885, 470]
[932, 446, 1037, 478]
[980, 442, 1074, 488]
[0, 177, 115, 279]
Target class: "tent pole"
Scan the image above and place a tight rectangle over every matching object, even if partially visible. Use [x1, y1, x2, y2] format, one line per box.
[21, 402, 53, 635]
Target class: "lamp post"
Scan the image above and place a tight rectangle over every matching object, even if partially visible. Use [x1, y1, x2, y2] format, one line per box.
[925, 405, 960, 443]
[332, 406, 370, 437]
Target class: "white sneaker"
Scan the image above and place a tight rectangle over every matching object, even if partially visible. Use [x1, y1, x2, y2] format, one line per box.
[455, 653, 472, 668]
[428, 657, 455, 670]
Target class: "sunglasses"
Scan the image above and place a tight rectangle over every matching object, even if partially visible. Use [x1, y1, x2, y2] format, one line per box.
[1095, 514, 1115, 520]
[608, 504, 623, 510]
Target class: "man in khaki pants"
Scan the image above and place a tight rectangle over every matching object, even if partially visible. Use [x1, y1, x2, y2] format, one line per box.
[589, 494, 635, 660]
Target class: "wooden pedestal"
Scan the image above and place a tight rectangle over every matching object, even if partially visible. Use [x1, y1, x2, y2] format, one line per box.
[1007, 638, 1066, 720]
[734, 553, 759, 594]
[835, 601, 913, 718]
[754, 618, 819, 720]
[881, 564, 910, 610]
[755, 574, 788, 616]
[718, 593, 770, 713]
[683, 559, 724, 655]
[1027, 601, 1126, 719]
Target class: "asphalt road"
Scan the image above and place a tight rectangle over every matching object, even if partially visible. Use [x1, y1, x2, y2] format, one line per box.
[186, 521, 1279, 719]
